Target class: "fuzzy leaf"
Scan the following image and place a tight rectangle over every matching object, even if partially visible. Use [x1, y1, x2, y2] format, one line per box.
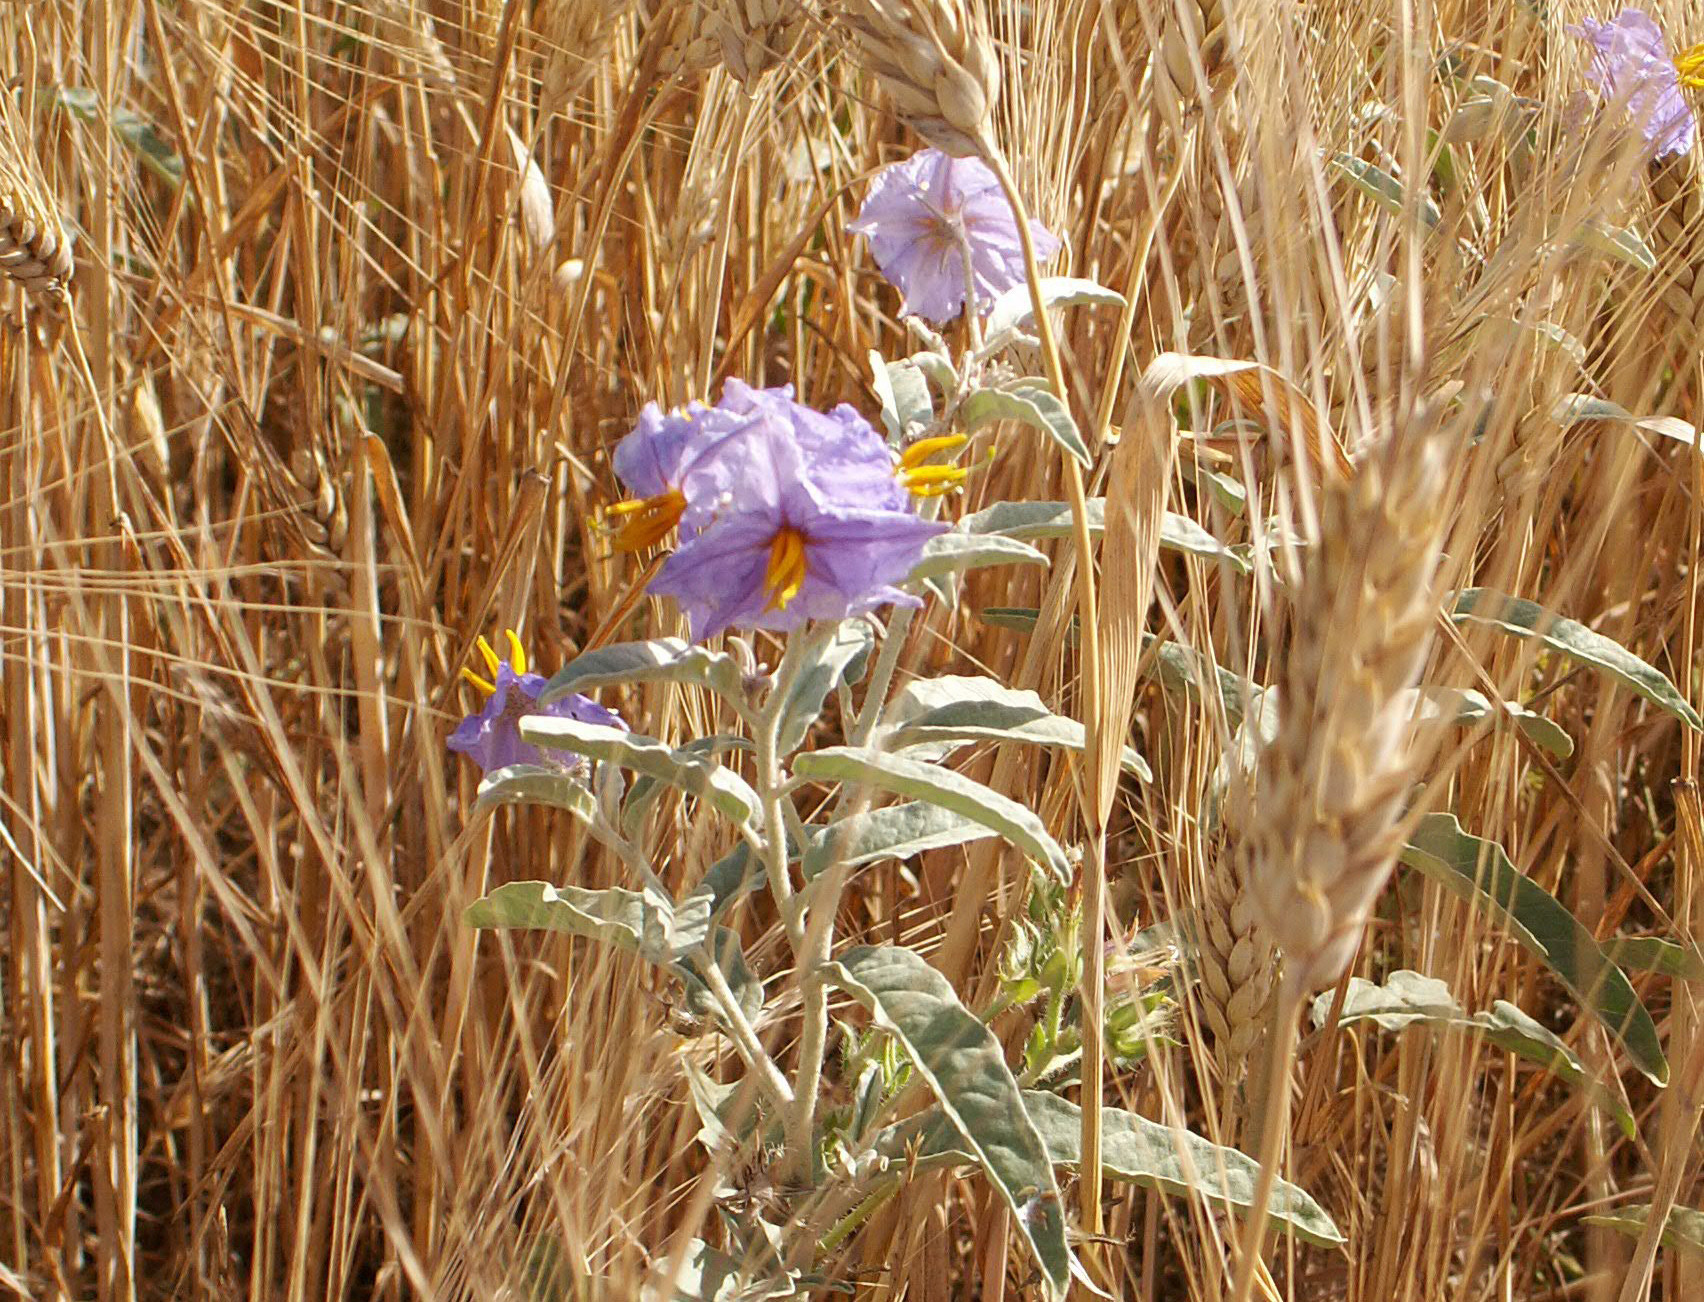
[542, 638, 744, 703]
[777, 621, 874, 754]
[1407, 686, 1573, 758]
[1400, 813, 1667, 1085]
[1600, 936, 1704, 982]
[465, 881, 666, 959]
[793, 747, 1071, 881]
[958, 498, 1247, 571]
[801, 801, 995, 880]
[960, 383, 1091, 469]
[886, 691, 1150, 781]
[1570, 218, 1656, 272]
[623, 736, 755, 834]
[1583, 1204, 1704, 1259]
[521, 719, 761, 827]
[1451, 589, 1701, 730]
[870, 351, 934, 443]
[1329, 152, 1441, 227]
[982, 277, 1125, 352]
[828, 946, 1072, 1296]
[474, 763, 599, 820]
[909, 532, 1049, 582]
[1313, 970, 1634, 1136]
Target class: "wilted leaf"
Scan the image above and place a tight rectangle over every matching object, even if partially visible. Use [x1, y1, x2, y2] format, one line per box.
[981, 277, 1125, 353]
[1583, 1204, 1704, 1259]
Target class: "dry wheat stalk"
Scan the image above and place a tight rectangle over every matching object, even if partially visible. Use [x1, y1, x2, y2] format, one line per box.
[1238, 418, 1449, 995]
[1646, 152, 1704, 384]
[0, 88, 73, 312]
[712, 0, 814, 84]
[837, 0, 998, 156]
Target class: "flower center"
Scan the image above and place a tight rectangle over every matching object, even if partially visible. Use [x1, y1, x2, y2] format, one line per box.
[1679, 42, 1704, 89]
[764, 525, 809, 611]
[899, 433, 970, 498]
[607, 488, 687, 552]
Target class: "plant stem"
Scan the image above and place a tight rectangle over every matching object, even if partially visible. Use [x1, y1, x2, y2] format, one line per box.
[756, 631, 816, 949]
[849, 605, 913, 750]
[697, 941, 795, 1113]
[982, 145, 1110, 1243]
[1227, 984, 1302, 1302]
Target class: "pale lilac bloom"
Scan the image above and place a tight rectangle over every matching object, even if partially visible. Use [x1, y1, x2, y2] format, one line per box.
[610, 398, 769, 549]
[648, 414, 945, 641]
[449, 660, 625, 776]
[1570, 9, 1697, 158]
[847, 148, 1061, 323]
[715, 379, 911, 511]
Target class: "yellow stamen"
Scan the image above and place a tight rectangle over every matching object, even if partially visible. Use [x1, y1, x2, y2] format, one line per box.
[504, 629, 527, 675]
[461, 666, 497, 695]
[476, 635, 502, 677]
[606, 489, 687, 552]
[764, 526, 809, 612]
[900, 433, 969, 470]
[1680, 43, 1704, 89]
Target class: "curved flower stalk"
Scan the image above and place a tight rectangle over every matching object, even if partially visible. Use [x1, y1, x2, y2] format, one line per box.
[1570, 8, 1704, 158]
[448, 630, 625, 774]
[848, 148, 1061, 323]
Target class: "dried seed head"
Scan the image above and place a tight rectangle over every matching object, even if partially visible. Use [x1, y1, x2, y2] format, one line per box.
[0, 90, 73, 312]
[839, 0, 999, 156]
[1239, 423, 1450, 994]
[712, 0, 814, 84]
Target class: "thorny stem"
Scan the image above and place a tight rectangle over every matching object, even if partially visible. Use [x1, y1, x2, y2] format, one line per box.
[982, 146, 1110, 1244]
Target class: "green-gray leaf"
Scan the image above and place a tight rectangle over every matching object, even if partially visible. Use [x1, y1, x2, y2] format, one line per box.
[801, 801, 996, 880]
[623, 736, 755, 835]
[880, 1090, 1343, 1247]
[1400, 813, 1667, 1085]
[793, 747, 1071, 881]
[675, 927, 764, 1026]
[777, 621, 874, 754]
[1583, 1204, 1704, 1259]
[465, 881, 667, 960]
[982, 277, 1125, 353]
[958, 498, 1248, 572]
[960, 383, 1091, 469]
[475, 763, 599, 820]
[887, 693, 1150, 781]
[871, 351, 934, 442]
[827, 946, 1071, 1297]
[1569, 218, 1656, 272]
[541, 638, 744, 704]
[1407, 686, 1573, 758]
[1312, 970, 1633, 1136]
[1600, 936, 1704, 981]
[910, 531, 1049, 583]
[1451, 589, 1701, 730]
[1329, 152, 1442, 227]
[520, 719, 761, 828]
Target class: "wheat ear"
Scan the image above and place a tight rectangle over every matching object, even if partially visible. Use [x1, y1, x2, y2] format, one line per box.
[837, 0, 1000, 157]
[711, 0, 814, 85]
[1646, 153, 1704, 385]
[0, 87, 73, 312]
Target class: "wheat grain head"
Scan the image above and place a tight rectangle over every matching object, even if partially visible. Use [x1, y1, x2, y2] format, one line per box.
[0, 84, 72, 312]
[837, 0, 998, 156]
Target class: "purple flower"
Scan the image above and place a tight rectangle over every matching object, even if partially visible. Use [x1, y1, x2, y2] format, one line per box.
[1570, 9, 1698, 158]
[449, 631, 625, 776]
[608, 400, 765, 552]
[716, 379, 912, 512]
[847, 148, 1061, 324]
[648, 411, 946, 641]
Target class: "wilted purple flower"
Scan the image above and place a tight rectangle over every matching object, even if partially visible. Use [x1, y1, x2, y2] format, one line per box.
[847, 148, 1061, 323]
[450, 631, 625, 776]
[648, 411, 946, 641]
[1570, 9, 1699, 158]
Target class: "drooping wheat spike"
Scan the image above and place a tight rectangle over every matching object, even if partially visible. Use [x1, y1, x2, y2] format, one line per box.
[1195, 833, 1278, 1106]
[640, 0, 723, 78]
[538, 0, 634, 107]
[0, 86, 73, 313]
[837, 0, 999, 156]
[1238, 417, 1450, 997]
[711, 0, 814, 85]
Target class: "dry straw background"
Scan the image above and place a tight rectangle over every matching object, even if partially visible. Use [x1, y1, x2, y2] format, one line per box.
[4, 0, 1704, 1297]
